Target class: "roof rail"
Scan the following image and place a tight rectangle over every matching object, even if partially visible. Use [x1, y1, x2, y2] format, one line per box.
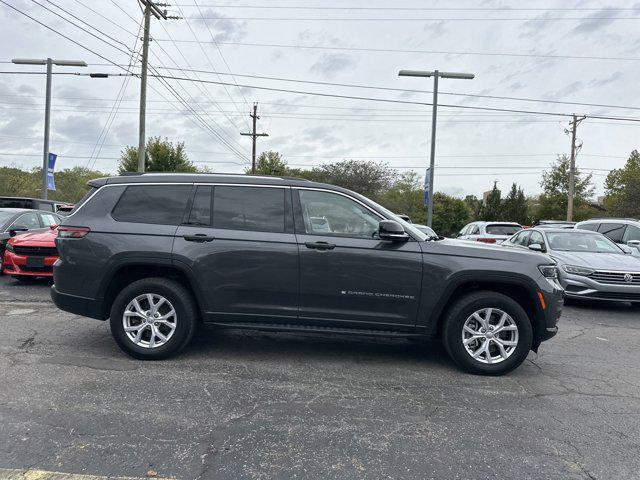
[585, 217, 639, 222]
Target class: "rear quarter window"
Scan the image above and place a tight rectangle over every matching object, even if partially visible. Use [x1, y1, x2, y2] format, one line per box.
[112, 185, 192, 225]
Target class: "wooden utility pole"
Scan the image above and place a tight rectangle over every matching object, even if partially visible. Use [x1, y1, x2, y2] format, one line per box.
[566, 114, 586, 221]
[241, 103, 269, 174]
[137, 1, 178, 172]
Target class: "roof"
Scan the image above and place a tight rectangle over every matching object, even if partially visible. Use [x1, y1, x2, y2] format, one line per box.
[577, 217, 639, 223]
[533, 227, 601, 234]
[0, 196, 61, 204]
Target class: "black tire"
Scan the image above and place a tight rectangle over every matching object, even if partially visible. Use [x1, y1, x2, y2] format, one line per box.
[109, 277, 198, 360]
[442, 291, 533, 376]
[13, 275, 40, 283]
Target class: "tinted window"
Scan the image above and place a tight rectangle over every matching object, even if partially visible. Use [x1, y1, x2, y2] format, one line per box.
[188, 186, 212, 226]
[623, 225, 640, 242]
[0, 198, 32, 209]
[11, 212, 40, 229]
[213, 186, 285, 233]
[486, 224, 522, 235]
[578, 223, 599, 232]
[598, 223, 626, 243]
[298, 190, 380, 238]
[112, 185, 191, 225]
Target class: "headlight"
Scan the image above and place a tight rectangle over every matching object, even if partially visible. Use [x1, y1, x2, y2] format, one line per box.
[538, 265, 558, 279]
[5, 243, 14, 253]
[562, 265, 595, 276]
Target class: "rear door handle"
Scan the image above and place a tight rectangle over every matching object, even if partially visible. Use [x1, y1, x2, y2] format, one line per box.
[305, 241, 335, 250]
[183, 234, 214, 243]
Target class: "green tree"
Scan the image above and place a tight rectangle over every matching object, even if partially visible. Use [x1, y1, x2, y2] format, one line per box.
[248, 150, 290, 176]
[604, 150, 640, 217]
[305, 160, 397, 199]
[0, 167, 37, 197]
[481, 182, 502, 221]
[48, 166, 109, 203]
[432, 192, 472, 237]
[464, 194, 482, 219]
[378, 171, 426, 224]
[118, 137, 196, 174]
[537, 155, 596, 221]
[502, 183, 530, 224]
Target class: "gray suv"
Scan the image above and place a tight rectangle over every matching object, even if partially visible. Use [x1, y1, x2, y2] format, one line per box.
[51, 174, 562, 375]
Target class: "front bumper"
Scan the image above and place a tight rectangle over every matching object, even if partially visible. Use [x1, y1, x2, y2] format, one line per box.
[2, 251, 56, 277]
[561, 272, 640, 303]
[534, 275, 563, 347]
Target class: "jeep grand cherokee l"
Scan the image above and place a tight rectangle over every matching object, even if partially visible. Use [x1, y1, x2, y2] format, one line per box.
[51, 174, 562, 375]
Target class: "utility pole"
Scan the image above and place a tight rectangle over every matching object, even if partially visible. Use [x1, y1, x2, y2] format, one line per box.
[12, 58, 87, 199]
[137, 1, 178, 172]
[241, 103, 269, 174]
[398, 69, 474, 227]
[566, 114, 586, 221]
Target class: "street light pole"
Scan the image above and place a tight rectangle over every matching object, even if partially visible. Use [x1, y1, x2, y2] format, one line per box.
[398, 69, 475, 227]
[12, 58, 87, 199]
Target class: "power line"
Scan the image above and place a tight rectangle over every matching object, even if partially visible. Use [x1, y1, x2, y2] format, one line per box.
[185, 15, 640, 21]
[173, 5, 640, 12]
[154, 39, 640, 63]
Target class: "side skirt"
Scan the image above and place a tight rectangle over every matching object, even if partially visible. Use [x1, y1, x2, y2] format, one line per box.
[208, 321, 426, 338]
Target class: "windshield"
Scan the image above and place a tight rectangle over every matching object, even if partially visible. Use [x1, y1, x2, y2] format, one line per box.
[547, 231, 623, 253]
[486, 224, 522, 235]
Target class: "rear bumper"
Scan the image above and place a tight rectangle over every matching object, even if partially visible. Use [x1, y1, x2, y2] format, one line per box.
[50, 285, 106, 320]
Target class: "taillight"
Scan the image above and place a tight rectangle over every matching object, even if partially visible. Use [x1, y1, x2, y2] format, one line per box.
[476, 238, 497, 244]
[57, 226, 90, 238]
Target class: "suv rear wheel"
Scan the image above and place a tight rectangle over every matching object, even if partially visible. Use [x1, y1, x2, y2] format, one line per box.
[110, 277, 197, 360]
[443, 291, 533, 375]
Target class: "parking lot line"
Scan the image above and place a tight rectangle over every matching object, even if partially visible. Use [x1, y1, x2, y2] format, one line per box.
[0, 469, 173, 480]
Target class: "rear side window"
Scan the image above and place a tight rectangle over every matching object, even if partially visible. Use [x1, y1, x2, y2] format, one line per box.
[213, 186, 285, 233]
[486, 224, 521, 235]
[188, 186, 212, 226]
[578, 223, 599, 232]
[70, 186, 97, 214]
[623, 225, 640, 242]
[112, 185, 191, 225]
[598, 223, 626, 243]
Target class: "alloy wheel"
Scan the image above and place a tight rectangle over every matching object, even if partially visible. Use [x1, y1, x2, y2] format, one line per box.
[461, 308, 519, 364]
[122, 293, 177, 349]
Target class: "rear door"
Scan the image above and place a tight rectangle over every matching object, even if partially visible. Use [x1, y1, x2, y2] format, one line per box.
[173, 184, 299, 321]
[293, 188, 422, 328]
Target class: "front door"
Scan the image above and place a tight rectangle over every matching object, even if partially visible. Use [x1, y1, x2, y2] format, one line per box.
[173, 184, 299, 321]
[294, 188, 422, 329]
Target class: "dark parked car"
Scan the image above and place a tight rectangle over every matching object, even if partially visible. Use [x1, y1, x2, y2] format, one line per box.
[0, 208, 61, 271]
[51, 174, 562, 375]
[0, 196, 69, 213]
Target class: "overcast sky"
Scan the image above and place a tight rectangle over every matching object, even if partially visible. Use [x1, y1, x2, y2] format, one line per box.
[1, 0, 639, 198]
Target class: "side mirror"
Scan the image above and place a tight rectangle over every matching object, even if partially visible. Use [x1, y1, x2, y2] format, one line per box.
[9, 226, 28, 237]
[379, 220, 409, 242]
[621, 245, 634, 255]
[528, 243, 545, 252]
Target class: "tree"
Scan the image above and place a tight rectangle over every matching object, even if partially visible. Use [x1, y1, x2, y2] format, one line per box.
[502, 183, 530, 224]
[537, 154, 596, 221]
[604, 150, 640, 217]
[118, 137, 196, 174]
[305, 160, 397, 199]
[432, 192, 472, 237]
[378, 171, 426, 224]
[248, 151, 290, 176]
[481, 182, 502, 221]
[464, 195, 482, 219]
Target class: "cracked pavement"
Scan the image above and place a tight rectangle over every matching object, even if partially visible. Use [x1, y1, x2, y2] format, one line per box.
[1, 275, 639, 479]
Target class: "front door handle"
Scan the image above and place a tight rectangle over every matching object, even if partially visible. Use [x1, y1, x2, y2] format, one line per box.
[183, 234, 214, 243]
[305, 241, 335, 250]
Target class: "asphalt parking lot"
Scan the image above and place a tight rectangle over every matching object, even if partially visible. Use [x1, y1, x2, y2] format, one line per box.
[1, 275, 639, 480]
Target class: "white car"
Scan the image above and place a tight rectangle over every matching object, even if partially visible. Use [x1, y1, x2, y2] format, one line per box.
[457, 221, 523, 244]
[574, 218, 640, 255]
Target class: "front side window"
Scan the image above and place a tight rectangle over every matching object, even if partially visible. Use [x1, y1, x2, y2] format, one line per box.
[298, 190, 380, 238]
[529, 231, 545, 248]
[622, 225, 640, 242]
[11, 212, 40, 230]
[112, 185, 191, 225]
[213, 186, 285, 233]
[513, 231, 531, 246]
[470, 225, 480, 235]
[41, 213, 61, 226]
[598, 223, 626, 243]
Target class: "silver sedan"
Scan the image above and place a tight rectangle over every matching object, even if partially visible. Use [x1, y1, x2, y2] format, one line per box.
[503, 228, 640, 304]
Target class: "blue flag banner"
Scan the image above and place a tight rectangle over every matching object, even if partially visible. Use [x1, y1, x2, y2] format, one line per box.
[424, 168, 430, 207]
[47, 153, 57, 191]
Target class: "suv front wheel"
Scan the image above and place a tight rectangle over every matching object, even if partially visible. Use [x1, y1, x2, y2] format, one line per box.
[110, 277, 197, 360]
[443, 291, 533, 375]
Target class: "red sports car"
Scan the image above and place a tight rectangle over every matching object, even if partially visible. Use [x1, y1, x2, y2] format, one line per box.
[2, 226, 58, 280]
